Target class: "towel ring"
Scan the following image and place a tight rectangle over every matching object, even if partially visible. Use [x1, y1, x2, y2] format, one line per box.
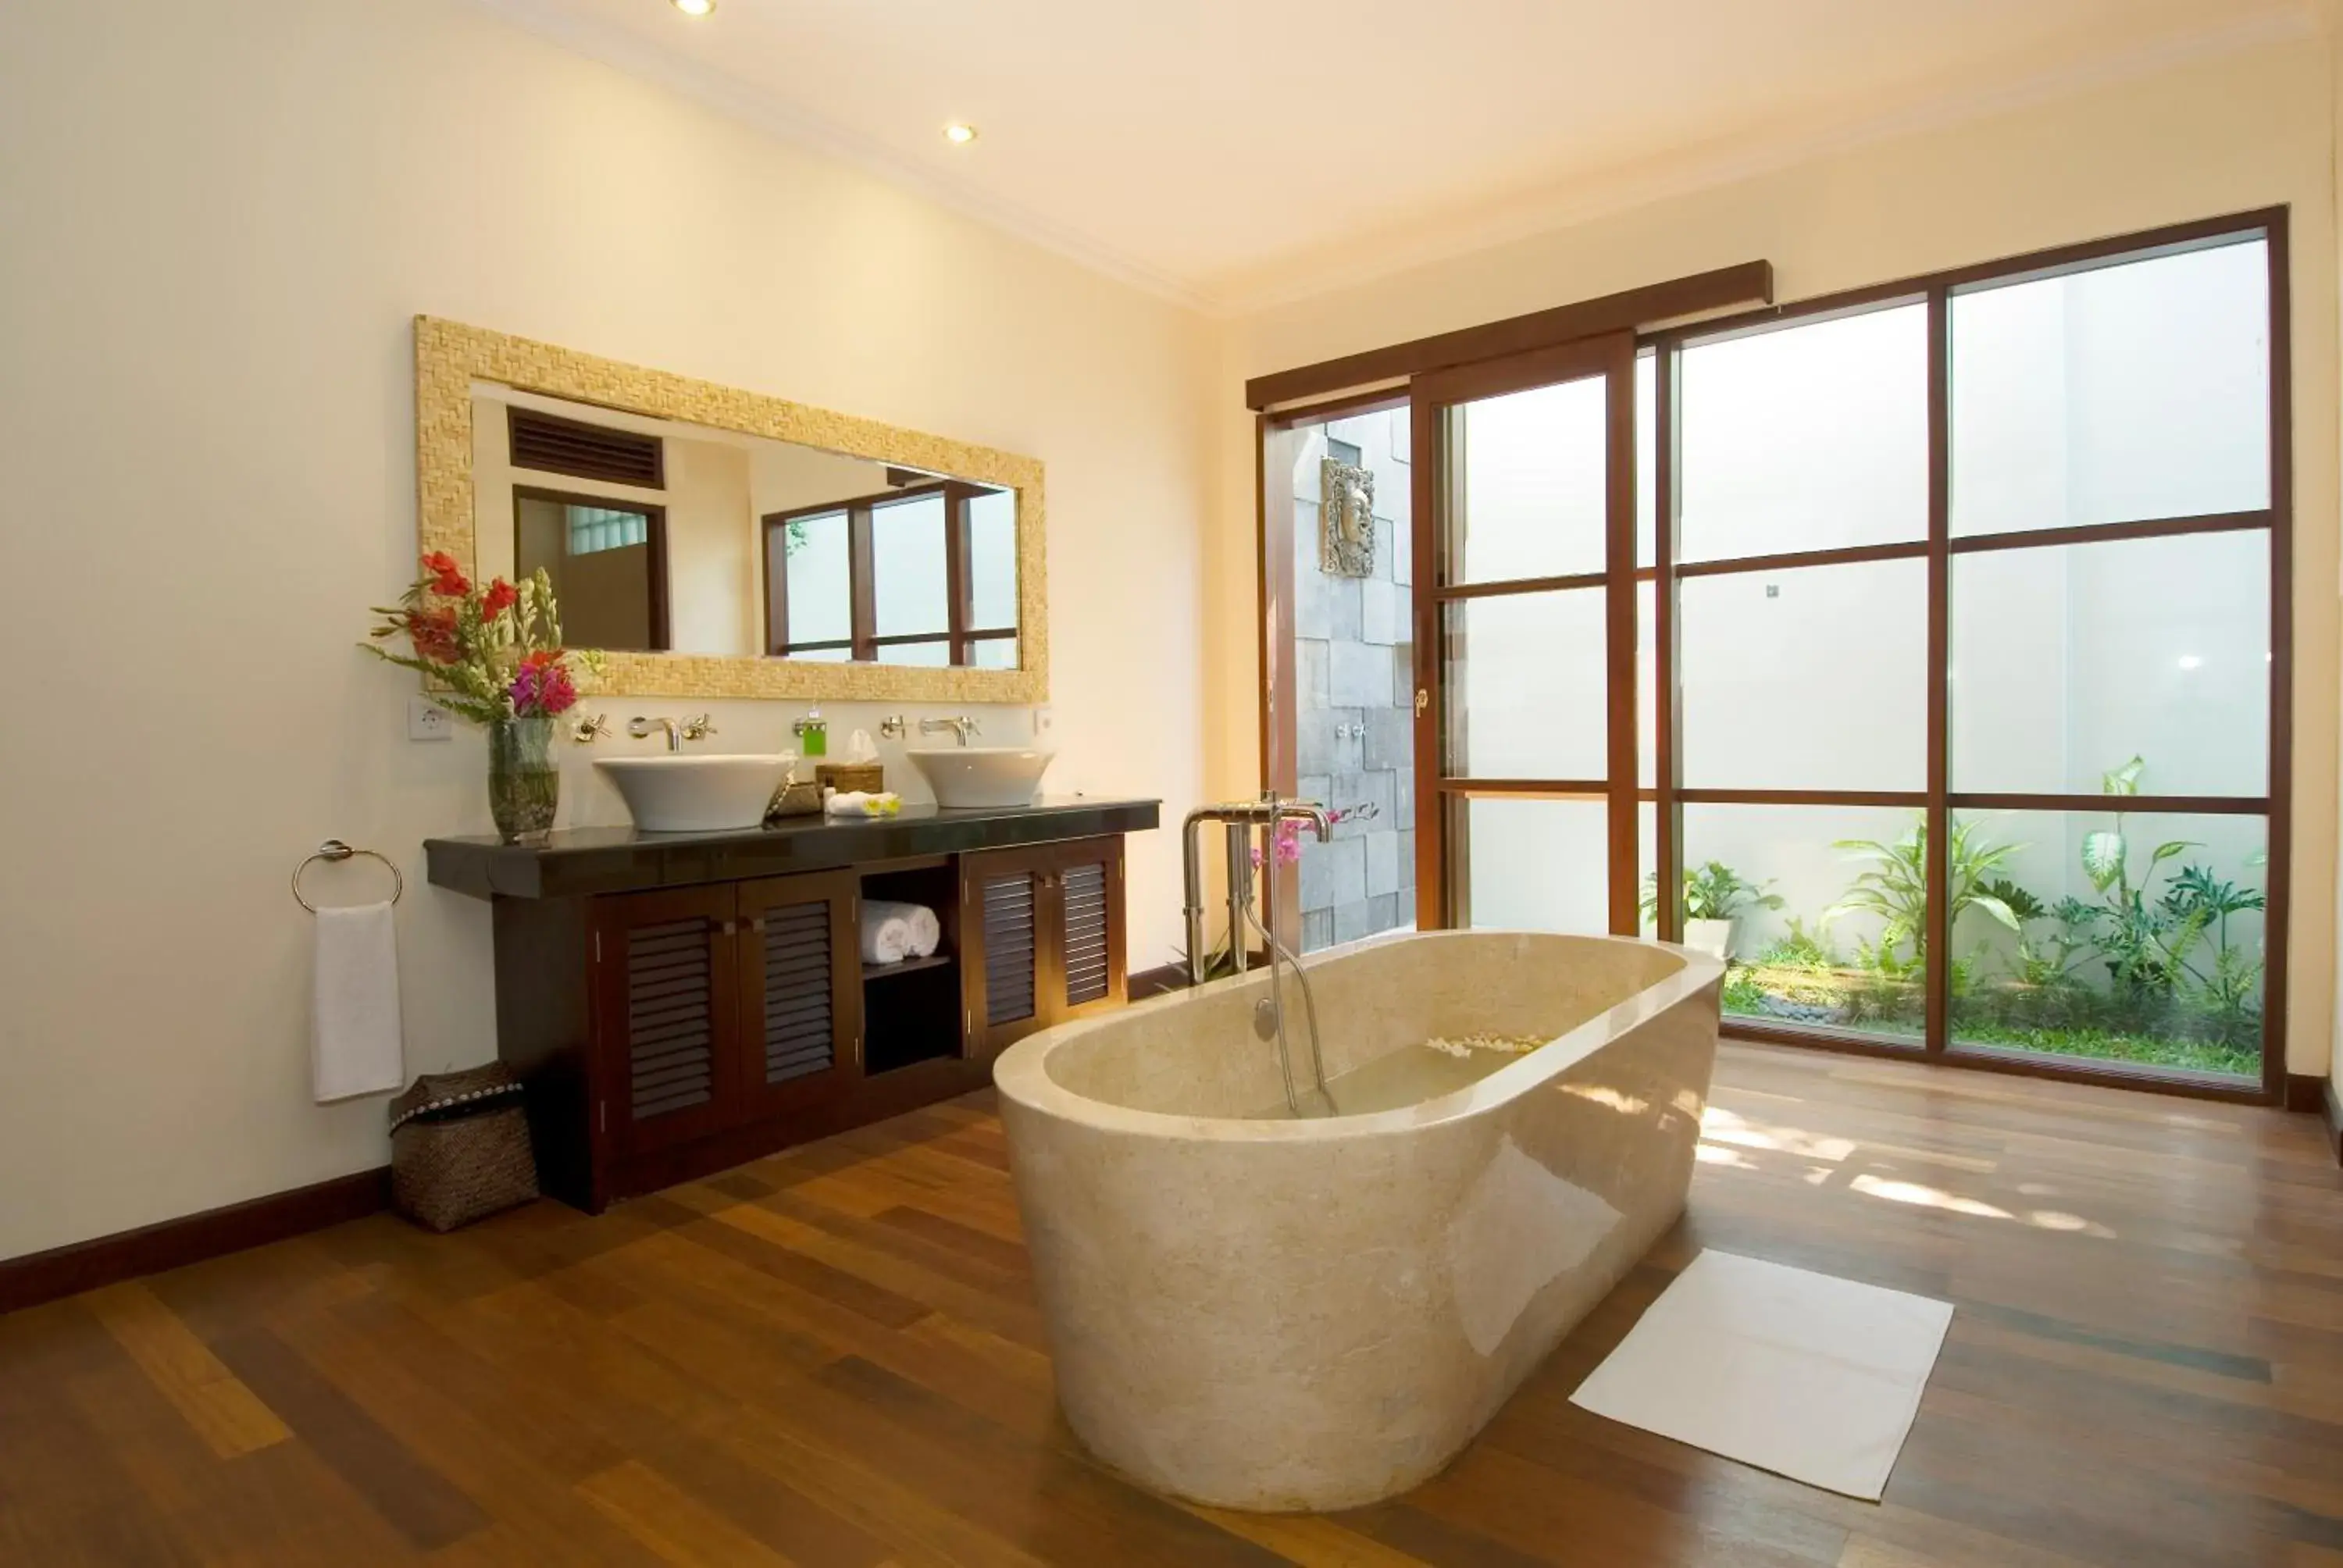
[293, 839, 402, 914]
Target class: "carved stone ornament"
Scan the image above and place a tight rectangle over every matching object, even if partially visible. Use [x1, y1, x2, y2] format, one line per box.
[1320, 458, 1375, 578]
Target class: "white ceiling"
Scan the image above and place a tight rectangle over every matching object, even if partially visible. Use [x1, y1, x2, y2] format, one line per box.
[479, 0, 2314, 312]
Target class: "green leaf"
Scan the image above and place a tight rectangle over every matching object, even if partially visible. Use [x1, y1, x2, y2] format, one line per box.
[2081, 831, 2127, 892]
[2149, 840, 2197, 866]
[2102, 756, 2145, 796]
[1967, 893, 2023, 933]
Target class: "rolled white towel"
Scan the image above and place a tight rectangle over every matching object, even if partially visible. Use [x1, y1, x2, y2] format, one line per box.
[860, 900, 917, 965]
[862, 900, 941, 962]
[904, 903, 942, 958]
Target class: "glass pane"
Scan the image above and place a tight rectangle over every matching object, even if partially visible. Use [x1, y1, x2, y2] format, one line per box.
[1635, 349, 1657, 569]
[971, 636, 1018, 670]
[968, 488, 1018, 629]
[1443, 588, 1606, 779]
[873, 494, 948, 636]
[791, 647, 850, 662]
[875, 640, 950, 668]
[565, 504, 648, 554]
[1446, 374, 1607, 583]
[1636, 579, 1656, 790]
[1952, 237, 2270, 536]
[1951, 530, 2268, 796]
[1683, 804, 1928, 1044]
[1678, 303, 1928, 562]
[781, 510, 850, 649]
[1679, 558, 1927, 791]
[1455, 796, 1607, 935]
[1949, 809, 2265, 1080]
[1637, 800, 1657, 935]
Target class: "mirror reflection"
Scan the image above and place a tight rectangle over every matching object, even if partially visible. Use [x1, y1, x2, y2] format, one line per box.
[472, 386, 1019, 668]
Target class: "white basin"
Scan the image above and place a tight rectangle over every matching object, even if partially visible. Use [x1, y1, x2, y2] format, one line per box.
[596, 754, 790, 832]
[906, 747, 1055, 810]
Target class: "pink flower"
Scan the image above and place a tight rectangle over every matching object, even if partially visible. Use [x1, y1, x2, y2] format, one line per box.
[508, 657, 577, 717]
[1250, 820, 1307, 868]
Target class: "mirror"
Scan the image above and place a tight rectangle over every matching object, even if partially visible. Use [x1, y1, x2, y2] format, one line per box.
[474, 388, 1020, 668]
[416, 318, 1046, 703]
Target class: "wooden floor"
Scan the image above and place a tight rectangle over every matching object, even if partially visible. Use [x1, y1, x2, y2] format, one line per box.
[4, 1043, 2341, 1567]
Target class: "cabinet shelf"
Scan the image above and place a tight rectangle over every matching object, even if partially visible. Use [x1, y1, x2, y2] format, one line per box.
[862, 952, 954, 982]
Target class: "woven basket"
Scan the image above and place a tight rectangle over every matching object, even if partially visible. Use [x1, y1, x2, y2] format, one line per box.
[387, 1064, 539, 1233]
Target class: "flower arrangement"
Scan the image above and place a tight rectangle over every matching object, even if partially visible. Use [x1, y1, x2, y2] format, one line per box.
[362, 552, 594, 723]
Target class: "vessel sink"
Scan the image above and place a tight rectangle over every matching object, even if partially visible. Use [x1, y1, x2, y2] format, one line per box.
[595, 754, 790, 832]
[905, 747, 1055, 810]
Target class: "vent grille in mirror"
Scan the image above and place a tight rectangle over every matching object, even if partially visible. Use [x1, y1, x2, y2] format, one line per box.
[509, 407, 664, 488]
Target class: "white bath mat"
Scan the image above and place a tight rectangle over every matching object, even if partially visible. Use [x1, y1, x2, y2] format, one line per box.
[1570, 1250, 1952, 1501]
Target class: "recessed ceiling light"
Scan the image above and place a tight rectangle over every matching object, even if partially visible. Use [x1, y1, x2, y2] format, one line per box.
[943, 123, 979, 146]
[672, 0, 715, 16]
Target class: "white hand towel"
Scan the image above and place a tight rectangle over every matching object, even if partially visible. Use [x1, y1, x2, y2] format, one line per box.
[312, 902, 405, 1103]
[860, 900, 918, 966]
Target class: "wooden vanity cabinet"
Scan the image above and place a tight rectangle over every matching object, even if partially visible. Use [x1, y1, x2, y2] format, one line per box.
[590, 870, 862, 1163]
[961, 836, 1129, 1057]
[453, 811, 1156, 1213]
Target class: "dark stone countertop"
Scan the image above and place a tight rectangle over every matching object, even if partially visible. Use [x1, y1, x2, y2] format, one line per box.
[424, 796, 1161, 901]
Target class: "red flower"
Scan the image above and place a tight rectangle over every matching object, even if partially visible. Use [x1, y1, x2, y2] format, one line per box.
[519, 647, 564, 672]
[406, 606, 462, 665]
[480, 578, 518, 618]
[420, 551, 469, 597]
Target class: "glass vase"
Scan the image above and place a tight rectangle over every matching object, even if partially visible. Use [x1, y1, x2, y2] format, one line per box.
[487, 715, 560, 843]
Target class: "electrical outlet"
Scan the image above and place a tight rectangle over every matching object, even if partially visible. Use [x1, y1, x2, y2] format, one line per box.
[1032, 705, 1054, 735]
[408, 697, 453, 742]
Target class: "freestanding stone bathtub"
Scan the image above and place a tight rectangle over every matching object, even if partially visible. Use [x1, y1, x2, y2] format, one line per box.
[992, 929, 1723, 1512]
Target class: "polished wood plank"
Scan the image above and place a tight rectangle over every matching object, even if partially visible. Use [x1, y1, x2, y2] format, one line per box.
[1, 1042, 2338, 1566]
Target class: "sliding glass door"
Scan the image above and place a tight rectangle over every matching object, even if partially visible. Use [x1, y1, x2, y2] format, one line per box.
[1261, 209, 2286, 1099]
[1410, 333, 1639, 935]
[1647, 219, 2286, 1095]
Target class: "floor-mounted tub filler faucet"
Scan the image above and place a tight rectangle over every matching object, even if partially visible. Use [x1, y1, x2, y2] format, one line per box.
[1182, 793, 1337, 1117]
[627, 714, 716, 753]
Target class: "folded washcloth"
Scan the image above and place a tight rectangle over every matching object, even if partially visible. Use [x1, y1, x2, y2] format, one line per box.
[826, 789, 903, 818]
[861, 900, 924, 965]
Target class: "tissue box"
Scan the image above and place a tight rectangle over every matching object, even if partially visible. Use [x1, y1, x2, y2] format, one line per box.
[816, 762, 883, 795]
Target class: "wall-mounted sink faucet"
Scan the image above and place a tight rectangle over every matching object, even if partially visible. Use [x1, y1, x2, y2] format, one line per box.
[628, 714, 717, 753]
[919, 715, 982, 747]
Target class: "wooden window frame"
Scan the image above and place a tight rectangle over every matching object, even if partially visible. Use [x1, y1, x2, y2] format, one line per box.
[1254, 207, 2292, 1107]
[512, 484, 670, 653]
[763, 480, 1015, 665]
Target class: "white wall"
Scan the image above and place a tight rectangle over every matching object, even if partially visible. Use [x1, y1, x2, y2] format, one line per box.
[0, 0, 1213, 1262]
[1211, 33, 2341, 1079]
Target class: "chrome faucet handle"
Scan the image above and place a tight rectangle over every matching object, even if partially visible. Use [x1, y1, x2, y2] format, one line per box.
[918, 715, 981, 746]
[569, 713, 612, 745]
[879, 715, 908, 741]
[680, 714, 718, 743]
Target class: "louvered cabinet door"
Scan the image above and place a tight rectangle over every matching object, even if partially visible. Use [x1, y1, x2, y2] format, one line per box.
[592, 886, 739, 1156]
[961, 848, 1045, 1057]
[1047, 837, 1127, 1023]
[735, 871, 861, 1116]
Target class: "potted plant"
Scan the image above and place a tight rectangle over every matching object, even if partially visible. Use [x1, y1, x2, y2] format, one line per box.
[1639, 861, 1784, 960]
[363, 553, 596, 842]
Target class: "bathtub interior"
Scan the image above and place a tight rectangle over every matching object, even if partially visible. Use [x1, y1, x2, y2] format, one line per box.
[1039, 932, 1691, 1119]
